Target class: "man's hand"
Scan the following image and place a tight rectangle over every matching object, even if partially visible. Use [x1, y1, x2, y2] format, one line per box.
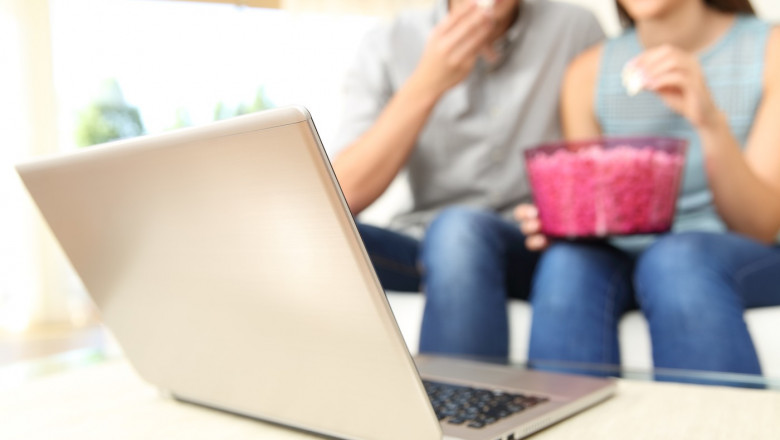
[411, 1, 496, 98]
[332, 1, 501, 215]
[514, 203, 549, 251]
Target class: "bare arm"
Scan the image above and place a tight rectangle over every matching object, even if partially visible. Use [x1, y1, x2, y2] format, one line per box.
[332, 2, 494, 215]
[332, 74, 439, 216]
[518, 30, 780, 247]
[637, 29, 780, 243]
[560, 44, 603, 140]
[699, 107, 780, 243]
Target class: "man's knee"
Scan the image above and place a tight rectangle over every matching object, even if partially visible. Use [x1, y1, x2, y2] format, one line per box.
[422, 206, 502, 266]
[420, 207, 509, 299]
[425, 206, 497, 244]
[531, 243, 602, 314]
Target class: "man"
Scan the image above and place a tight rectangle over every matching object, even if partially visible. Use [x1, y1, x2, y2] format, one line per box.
[331, 0, 604, 358]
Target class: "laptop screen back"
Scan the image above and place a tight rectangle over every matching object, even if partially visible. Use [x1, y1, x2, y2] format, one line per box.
[16, 107, 442, 440]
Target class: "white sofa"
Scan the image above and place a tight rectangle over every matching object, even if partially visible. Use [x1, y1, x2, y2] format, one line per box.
[386, 292, 780, 378]
[362, 178, 780, 378]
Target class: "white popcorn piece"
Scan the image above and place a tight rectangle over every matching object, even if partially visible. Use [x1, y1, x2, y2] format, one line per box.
[477, 0, 495, 10]
[621, 63, 645, 97]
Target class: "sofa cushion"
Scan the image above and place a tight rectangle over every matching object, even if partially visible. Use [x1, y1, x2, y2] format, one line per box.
[386, 292, 780, 378]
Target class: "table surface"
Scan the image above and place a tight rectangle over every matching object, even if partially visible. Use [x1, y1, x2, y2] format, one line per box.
[2, 351, 779, 440]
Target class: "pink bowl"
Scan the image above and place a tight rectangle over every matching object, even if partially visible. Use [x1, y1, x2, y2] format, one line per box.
[524, 137, 687, 238]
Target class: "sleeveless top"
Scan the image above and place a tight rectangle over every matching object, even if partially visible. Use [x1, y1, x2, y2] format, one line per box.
[596, 15, 772, 249]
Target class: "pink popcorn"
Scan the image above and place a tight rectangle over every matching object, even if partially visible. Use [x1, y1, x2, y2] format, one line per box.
[525, 138, 687, 238]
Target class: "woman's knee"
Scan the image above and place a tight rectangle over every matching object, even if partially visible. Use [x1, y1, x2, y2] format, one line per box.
[634, 232, 734, 320]
[634, 232, 731, 291]
[635, 232, 721, 278]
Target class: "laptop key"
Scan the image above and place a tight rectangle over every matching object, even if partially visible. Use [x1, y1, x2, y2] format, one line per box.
[423, 380, 549, 429]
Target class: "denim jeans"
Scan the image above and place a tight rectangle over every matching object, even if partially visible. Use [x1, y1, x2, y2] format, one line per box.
[357, 206, 539, 358]
[528, 231, 780, 384]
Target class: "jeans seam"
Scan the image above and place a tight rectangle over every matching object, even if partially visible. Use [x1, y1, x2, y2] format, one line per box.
[732, 252, 780, 286]
[602, 261, 627, 365]
[731, 251, 780, 306]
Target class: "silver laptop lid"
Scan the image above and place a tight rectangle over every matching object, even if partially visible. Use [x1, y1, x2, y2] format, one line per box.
[16, 106, 442, 440]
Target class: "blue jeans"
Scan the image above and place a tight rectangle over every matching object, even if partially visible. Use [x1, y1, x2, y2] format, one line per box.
[357, 207, 539, 358]
[528, 231, 780, 384]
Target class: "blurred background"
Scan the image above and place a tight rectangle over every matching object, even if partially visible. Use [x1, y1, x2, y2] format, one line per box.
[1, 0, 779, 356]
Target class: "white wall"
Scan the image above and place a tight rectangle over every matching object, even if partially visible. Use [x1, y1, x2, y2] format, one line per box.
[284, 1, 780, 36]
[744, 0, 780, 20]
[561, 0, 780, 36]
[281, 0, 780, 35]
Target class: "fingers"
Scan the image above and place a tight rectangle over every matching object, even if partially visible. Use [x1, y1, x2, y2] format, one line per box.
[519, 216, 540, 236]
[439, 1, 492, 40]
[632, 45, 678, 70]
[442, 5, 494, 63]
[439, 0, 480, 34]
[625, 45, 718, 125]
[630, 45, 701, 88]
[515, 204, 540, 235]
[525, 234, 549, 251]
[637, 57, 681, 87]
[480, 45, 500, 64]
[448, 18, 494, 65]
[513, 203, 538, 222]
[514, 204, 548, 251]
[625, 45, 692, 93]
[644, 71, 687, 93]
[514, 203, 542, 236]
[419, 1, 496, 93]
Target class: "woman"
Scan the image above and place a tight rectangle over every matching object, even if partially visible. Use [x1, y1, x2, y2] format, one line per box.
[516, 0, 780, 381]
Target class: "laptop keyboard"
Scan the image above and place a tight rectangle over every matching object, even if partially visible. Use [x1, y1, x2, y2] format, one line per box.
[423, 380, 549, 429]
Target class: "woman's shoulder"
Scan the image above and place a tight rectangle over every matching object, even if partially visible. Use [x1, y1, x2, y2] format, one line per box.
[767, 25, 780, 56]
[769, 25, 780, 47]
[561, 42, 603, 108]
[764, 26, 780, 92]
[565, 42, 604, 84]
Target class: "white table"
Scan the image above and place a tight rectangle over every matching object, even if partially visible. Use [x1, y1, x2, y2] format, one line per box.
[3, 356, 779, 439]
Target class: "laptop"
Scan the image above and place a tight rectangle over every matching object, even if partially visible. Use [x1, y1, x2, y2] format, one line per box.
[16, 106, 615, 440]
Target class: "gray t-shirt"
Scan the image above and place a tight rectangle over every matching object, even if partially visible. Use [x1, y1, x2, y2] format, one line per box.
[333, 0, 604, 237]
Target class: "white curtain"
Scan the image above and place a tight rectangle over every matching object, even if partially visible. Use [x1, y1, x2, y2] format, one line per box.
[282, 0, 433, 16]
[0, 0, 78, 333]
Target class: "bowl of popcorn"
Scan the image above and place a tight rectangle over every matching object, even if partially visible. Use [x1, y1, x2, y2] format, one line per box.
[524, 137, 688, 238]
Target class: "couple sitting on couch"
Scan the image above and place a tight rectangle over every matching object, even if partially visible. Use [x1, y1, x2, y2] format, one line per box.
[330, 0, 780, 380]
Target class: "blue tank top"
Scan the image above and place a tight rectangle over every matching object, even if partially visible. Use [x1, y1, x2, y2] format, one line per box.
[596, 15, 771, 243]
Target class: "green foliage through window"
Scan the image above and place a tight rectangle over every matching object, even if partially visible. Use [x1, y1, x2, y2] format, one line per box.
[213, 87, 274, 121]
[75, 80, 274, 146]
[75, 78, 145, 147]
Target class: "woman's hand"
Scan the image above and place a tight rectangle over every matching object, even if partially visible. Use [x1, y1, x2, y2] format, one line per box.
[628, 38, 780, 242]
[629, 45, 724, 130]
[514, 204, 549, 251]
